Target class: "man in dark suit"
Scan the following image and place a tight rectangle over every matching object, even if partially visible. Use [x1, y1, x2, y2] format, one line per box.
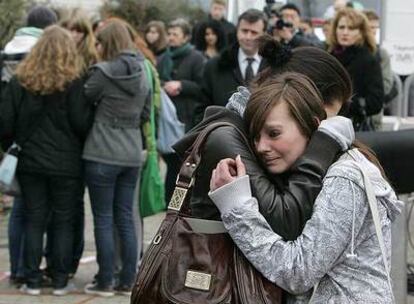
[194, 9, 267, 125]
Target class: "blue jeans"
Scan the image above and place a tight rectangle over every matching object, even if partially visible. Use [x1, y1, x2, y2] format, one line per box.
[85, 161, 139, 288]
[8, 197, 25, 279]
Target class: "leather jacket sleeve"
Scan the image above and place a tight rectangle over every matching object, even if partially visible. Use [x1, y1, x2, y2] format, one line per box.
[203, 126, 342, 241]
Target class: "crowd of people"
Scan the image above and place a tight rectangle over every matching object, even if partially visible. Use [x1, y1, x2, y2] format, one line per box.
[0, 0, 402, 302]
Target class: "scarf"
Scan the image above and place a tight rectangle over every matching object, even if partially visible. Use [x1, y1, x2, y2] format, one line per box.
[158, 43, 193, 81]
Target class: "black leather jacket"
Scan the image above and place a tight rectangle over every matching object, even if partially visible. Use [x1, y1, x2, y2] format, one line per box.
[173, 106, 342, 240]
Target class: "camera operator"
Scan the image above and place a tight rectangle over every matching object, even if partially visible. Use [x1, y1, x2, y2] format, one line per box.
[272, 4, 322, 49]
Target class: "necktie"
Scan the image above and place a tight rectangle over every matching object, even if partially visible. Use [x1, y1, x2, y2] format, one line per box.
[244, 57, 255, 84]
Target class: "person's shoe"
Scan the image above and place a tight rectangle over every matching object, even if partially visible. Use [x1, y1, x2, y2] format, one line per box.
[20, 284, 41, 296]
[9, 276, 26, 288]
[84, 282, 114, 297]
[114, 284, 132, 296]
[53, 282, 76, 296]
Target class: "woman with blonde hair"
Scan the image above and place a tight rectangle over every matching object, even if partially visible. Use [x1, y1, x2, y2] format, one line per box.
[328, 8, 384, 131]
[0, 25, 91, 296]
[82, 19, 151, 297]
[61, 9, 98, 72]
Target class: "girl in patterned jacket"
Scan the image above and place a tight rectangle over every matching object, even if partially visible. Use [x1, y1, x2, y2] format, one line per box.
[209, 72, 403, 303]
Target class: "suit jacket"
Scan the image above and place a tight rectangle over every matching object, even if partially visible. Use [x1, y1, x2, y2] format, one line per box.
[194, 44, 268, 125]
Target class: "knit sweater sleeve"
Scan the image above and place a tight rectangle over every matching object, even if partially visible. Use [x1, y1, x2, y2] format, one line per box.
[209, 171, 368, 294]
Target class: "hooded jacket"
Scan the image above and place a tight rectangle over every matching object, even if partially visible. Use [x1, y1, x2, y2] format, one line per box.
[1, 27, 43, 86]
[173, 88, 344, 241]
[82, 51, 151, 167]
[210, 149, 403, 303]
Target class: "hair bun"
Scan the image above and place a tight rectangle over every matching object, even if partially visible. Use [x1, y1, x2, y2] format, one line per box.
[258, 35, 292, 69]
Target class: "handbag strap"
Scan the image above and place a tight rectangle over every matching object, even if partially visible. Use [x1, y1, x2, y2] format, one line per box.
[310, 150, 395, 302]
[143, 60, 157, 152]
[167, 121, 251, 213]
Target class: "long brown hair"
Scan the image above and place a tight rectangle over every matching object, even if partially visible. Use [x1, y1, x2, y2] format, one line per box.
[95, 19, 137, 61]
[144, 21, 168, 54]
[246, 72, 386, 177]
[245, 72, 326, 142]
[328, 8, 377, 54]
[254, 35, 352, 110]
[104, 17, 156, 64]
[60, 9, 98, 72]
[15, 25, 81, 95]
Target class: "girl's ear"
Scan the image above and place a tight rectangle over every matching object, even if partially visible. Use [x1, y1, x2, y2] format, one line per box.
[314, 116, 321, 126]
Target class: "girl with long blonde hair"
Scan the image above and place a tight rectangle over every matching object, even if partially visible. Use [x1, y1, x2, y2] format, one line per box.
[0, 25, 92, 296]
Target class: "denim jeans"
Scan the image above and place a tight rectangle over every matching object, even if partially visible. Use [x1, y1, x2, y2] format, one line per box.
[45, 188, 85, 275]
[85, 161, 139, 288]
[18, 172, 83, 289]
[8, 197, 25, 279]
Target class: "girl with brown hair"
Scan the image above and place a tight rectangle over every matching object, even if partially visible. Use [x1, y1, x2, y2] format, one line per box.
[144, 20, 168, 59]
[60, 9, 98, 72]
[328, 7, 384, 131]
[209, 72, 402, 302]
[82, 19, 151, 297]
[0, 25, 91, 296]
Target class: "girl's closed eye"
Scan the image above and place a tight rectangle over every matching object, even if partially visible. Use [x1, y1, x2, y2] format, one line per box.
[268, 129, 281, 138]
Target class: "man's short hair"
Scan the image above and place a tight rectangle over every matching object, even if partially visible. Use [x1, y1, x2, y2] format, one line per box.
[364, 10, 380, 21]
[212, 0, 227, 6]
[26, 5, 57, 29]
[280, 3, 301, 16]
[237, 9, 268, 31]
[168, 18, 192, 37]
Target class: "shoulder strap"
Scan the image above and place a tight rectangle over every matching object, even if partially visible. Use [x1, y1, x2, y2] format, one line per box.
[142, 59, 157, 152]
[348, 151, 395, 301]
[311, 150, 395, 302]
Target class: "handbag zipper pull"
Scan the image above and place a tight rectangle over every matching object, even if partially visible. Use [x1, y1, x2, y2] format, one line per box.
[153, 234, 162, 245]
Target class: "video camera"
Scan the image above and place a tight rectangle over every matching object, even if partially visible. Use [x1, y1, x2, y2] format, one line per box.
[275, 19, 293, 30]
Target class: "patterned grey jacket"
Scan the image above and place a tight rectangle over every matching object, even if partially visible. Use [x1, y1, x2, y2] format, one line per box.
[209, 149, 403, 303]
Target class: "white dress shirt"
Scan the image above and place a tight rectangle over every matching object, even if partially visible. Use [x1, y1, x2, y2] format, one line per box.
[238, 48, 262, 80]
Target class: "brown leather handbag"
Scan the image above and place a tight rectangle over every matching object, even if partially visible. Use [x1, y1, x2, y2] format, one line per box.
[131, 122, 282, 304]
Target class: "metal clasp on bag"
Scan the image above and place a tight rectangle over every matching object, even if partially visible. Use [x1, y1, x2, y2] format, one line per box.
[184, 270, 211, 291]
[153, 234, 162, 245]
[167, 176, 194, 211]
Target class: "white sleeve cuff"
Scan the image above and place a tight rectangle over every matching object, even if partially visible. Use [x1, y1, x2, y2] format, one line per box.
[208, 175, 252, 215]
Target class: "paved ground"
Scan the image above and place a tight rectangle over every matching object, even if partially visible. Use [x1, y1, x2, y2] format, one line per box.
[1, 195, 414, 303]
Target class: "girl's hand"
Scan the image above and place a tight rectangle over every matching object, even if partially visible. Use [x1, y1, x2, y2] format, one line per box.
[210, 155, 246, 191]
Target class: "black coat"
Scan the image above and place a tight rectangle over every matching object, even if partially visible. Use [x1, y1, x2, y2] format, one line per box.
[332, 45, 384, 120]
[191, 15, 236, 47]
[158, 48, 205, 132]
[0, 77, 91, 177]
[174, 106, 342, 240]
[194, 44, 268, 125]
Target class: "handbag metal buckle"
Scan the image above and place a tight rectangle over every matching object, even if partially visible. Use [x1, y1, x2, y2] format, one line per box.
[168, 186, 189, 211]
[168, 177, 194, 211]
[184, 270, 211, 291]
